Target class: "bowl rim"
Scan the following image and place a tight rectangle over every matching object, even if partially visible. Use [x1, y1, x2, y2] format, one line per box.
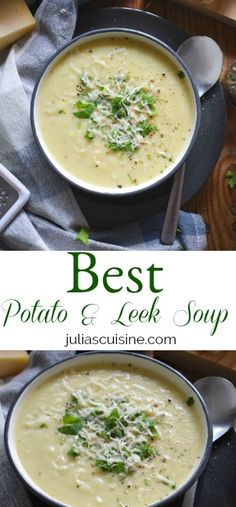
[4, 351, 212, 507]
[31, 27, 202, 198]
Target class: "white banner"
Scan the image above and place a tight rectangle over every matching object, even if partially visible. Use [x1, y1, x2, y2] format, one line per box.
[0, 251, 234, 350]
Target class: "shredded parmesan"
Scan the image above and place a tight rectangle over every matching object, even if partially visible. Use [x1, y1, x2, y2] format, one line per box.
[56, 390, 162, 477]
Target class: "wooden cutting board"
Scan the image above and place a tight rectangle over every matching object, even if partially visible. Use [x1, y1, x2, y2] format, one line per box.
[172, 0, 236, 27]
[154, 351, 236, 384]
[189, 351, 236, 369]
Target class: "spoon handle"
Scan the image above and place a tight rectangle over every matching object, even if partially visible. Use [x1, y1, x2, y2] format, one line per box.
[181, 480, 198, 507]
[161, 163, 185, 245]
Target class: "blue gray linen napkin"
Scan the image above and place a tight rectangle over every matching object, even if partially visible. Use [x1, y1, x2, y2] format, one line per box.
[0, 351, 75, 507]
[0, 0, 207, 251]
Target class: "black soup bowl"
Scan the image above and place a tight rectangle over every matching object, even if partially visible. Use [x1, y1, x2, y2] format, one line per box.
[31, 28, 201, 198]
[5, 352, 212, 507]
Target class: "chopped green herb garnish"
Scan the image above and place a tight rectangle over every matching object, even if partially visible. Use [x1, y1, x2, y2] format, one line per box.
[186, 397, 195, 407]
[108, 129, 136, 153]
[178, 70, 185, 79]
[63, 412, 82, 424]
[225, 170, 236, 189]
[138, 121, 157, 137]
[39, 423, 48, 429]
[58, 109, 65, 114]
[70, 394, 79, 405]
[58, 421, 83, 435]
[104, 408, 119, 427]
[80, 73, 93, 87]
[111, 96, 128, 119]
[91, 409, 104, 417]
[74, 101, 94, 119]
[67, 447, 80, 458]
[56, 391, 160, 478]
[134, 442, 156, 460]
[96, 459, 130, 475]
[76, 227, 89, 246]
[73, 72, 157, 153]
[85, 130, 95, 140]
[136, 89, 156, 114]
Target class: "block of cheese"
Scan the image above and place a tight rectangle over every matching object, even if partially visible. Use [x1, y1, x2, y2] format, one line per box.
[0, 0, 36, 51]
[0, 351, 29, 378]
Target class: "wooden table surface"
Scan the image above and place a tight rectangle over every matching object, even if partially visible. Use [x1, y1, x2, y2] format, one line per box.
[81, 0, 236, 250]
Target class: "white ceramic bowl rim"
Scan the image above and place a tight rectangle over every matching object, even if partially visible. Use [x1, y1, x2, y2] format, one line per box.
[5, 352, 212, 507]
[31, 28, 201, 197]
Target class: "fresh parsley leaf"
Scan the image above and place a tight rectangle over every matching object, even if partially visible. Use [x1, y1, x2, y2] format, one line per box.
[58, 109, 65, 114]
[138, 121, 156, 137]
[112, 461, 130, 475]
[80, 73, 93, 87]
[76, 227, 89, 246]
[225, 170, 236, 189]
[110, 427, 125, 438]
[39, 423, 48, 429]
[85, 130, 95, 140]
[90, 409, 104, 417]
[74, 101, 94, 119]
[129, 411, 142, 421]
[63, 413, 81, 425]
[95, 459, 112, 472]
[108, 129, 136, 152]
[136, 89, 156, 114]
[70, 394, 79, 404]
[104, 408, 120, 430]
[111, 96, 128, 119]
[67, 447, 80, 458]
[58, 421, 83, 435]
[186, 397, 195, 407]
[146, 417, 159, 435]
[134, 442, 156, 460]
[96, 459, 130, 475]
[97, 430, 110, 442]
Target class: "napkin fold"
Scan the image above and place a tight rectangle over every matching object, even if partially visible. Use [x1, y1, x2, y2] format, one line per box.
[0, 0, 207, 250]
[0, 351, 75, 506]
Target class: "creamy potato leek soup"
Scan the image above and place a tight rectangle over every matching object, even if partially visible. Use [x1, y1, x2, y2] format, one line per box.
[36, 34, 195, 190]
[15, 364, 204, 507]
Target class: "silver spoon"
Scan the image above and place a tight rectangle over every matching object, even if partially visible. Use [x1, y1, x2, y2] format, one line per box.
[182, 376, 236, 507]
[161, 36, 223, 245]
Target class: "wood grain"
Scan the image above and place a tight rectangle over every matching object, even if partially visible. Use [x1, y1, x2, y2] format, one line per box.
[154, 351, 236, 384]
[171, 0, 236, 27]
[81, 0, 236, 250]
[190, 351, 236, 370]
